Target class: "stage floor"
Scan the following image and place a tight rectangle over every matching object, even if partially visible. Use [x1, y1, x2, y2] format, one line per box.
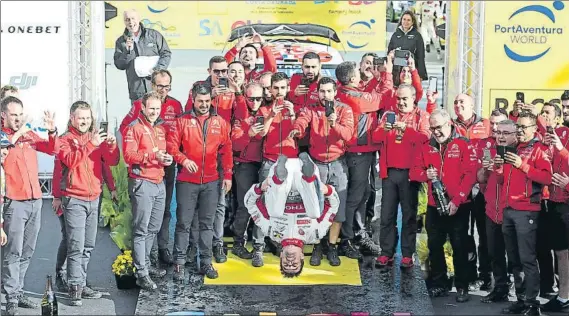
[134, 253, 434, 316]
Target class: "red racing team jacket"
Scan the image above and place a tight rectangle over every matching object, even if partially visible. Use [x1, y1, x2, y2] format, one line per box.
[336, 71, 394, 153]
[475, 137, 505, 223]
[410, 129, 478, 208]
[122, 114, 168, 184]
[292, 101, 355, 163]
[258, 100, 299, 162]
[372, 106, 431, 179]
[496, 138, 552, 212]
[2, 128, 58, 201]
[548, 126, 569, 203]
[167, 110, 233, 184]
[119, 96, 182, 136]
[58, 128, 120, 202]
[381, 68, 425, 112]
[231, 95, 264, 163]
[52, 154, 116, 199]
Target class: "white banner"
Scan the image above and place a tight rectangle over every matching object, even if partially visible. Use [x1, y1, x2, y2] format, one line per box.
[1, 1, 70, 174]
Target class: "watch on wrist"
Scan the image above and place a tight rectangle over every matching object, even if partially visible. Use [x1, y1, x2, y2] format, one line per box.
[48, 127, 58, 135]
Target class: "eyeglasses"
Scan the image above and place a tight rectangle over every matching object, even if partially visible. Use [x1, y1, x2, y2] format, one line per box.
[156, 84, 171, 90]
[494, 131, 516, 136]
[212, 69, 228, 75]
[515, 124, 536, 130]
[247, 97, 263, 102]
[429, 122, 448, 132]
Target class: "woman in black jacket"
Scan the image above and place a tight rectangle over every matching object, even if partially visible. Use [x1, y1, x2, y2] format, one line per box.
[388, 10, 427, 85]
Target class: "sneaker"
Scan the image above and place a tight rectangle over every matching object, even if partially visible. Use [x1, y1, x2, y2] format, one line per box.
[81, 285, 102, 299]
[200, 263, 219, 279]
[357, 236, 381, 256]
[338, 240, 362, 260]
[541, 296, 569, 312]
[428, 287, 449, 298]
[5, 302, 17, 316]
[481, 288, 509, 303]
[502, 300, 528, 314]
[173, 264, 184, 282]
[158, 248, 173, 265]
[375, 255, 394, 268]
[327, 244, 341, 266]
[522, 305, 542, 316]
[149, 266, 167, 278]
[69, 285, 83, 307]
[55, 273, 68, 292]
[275, 155, 289, 181]
[213, 245, 227, 263]
[400, 257, 414, 268]
[17, 295, 38, 308]
[299, 152, 315, 178]
[186, 245, 198, 266]
[456, 288, 471, 303]
[252, 244, 264, 267]
[310, 243, 323, 266]
[136, 275, 157, 291]
[232, 241, 253, 259]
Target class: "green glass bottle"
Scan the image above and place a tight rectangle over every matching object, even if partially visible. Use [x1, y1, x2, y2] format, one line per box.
[41, 275, 58, 316]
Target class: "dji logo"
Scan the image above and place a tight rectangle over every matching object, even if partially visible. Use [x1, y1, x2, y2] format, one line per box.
[9, 73, 38, 90]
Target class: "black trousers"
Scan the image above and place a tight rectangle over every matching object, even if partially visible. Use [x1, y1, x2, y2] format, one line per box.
[426, 204, 470, 290]
[502, 207, 540, 305]
[379, 169, 419, 258]
[468, 192, 491, 282]
[486, 216, 508, 290]
[537, 200, 556, 292]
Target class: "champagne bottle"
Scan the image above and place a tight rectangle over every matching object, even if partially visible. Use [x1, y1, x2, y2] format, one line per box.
[41, 275, 58, 316]
[429, 164, 450, 216]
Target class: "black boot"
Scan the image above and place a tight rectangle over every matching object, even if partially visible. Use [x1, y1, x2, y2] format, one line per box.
[338, 239, 362, 260]
[200, 263, 219, 279]
[456, 288, 471, 303]
[481, 288, 509, 303]
[310, 243, 323, 266]
[327, 243, 341, 266]
[232, 240, 253, 259]
[502, 300, 528, 314]
[158, 248, 173, 265]
[136, 275, 157, 291]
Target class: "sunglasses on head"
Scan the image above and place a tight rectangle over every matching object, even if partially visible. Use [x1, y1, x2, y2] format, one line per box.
[212, 69, 228, 75]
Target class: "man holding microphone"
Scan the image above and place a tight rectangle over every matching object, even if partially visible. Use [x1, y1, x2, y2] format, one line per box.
[123, 91, 173, 290]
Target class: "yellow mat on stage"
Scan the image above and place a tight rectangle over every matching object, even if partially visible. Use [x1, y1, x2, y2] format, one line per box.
[205, 252, 362, 286]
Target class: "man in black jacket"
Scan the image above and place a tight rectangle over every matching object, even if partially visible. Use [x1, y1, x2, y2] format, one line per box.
[113, 9, 171, 103]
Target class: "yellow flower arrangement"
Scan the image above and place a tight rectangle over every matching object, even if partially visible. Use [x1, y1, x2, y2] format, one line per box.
[112, 250, 136, 276]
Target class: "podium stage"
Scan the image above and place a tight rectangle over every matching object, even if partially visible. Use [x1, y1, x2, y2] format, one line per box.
[134, 251, 434, 316]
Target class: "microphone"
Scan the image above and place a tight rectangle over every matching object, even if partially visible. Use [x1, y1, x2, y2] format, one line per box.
[125, 31, 133, 52]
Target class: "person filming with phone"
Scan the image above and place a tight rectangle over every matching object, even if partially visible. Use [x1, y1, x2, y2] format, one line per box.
[224, 31, 277, 83]
[123, 91, 172, 291]
[57, 101, 119, 306]
[230, 83, 268, 267]
[288, 77, 354, 266]
[492, 112, 552, 315]
[476, 118, 515, 304]
[372, 84, 430, 270]
[538, 91, 569, 313]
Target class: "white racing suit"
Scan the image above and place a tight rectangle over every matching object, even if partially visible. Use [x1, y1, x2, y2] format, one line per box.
[418, 1, 442, 54]
[245, 158, 339, 245]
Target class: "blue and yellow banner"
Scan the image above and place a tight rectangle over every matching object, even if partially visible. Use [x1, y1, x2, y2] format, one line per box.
[482, 1, 569, 117]
[104, 1, 386, 52]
